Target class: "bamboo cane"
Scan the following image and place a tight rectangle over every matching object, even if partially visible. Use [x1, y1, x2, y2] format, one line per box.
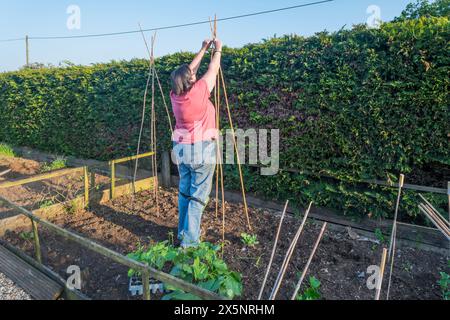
[258, 200, 289, 300]
[219, 68, 252, 231]
[0, 169, 11, 177]
[418, 204, 450, 239]
[209, 16, 227, 252]
[376, 248, 388, 300]
[269, 202, 313, 300]
[133, 24, 155, 196]
[388, 174, 404, 262]
[290, 222, 327, 300]
[421, 203, 450, 235]
[419, 194, 450, 227]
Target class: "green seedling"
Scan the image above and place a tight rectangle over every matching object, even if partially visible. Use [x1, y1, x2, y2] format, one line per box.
[40, 158, 67, 173]
[19, 231, 34, 241]
[240, 233, 259, 248]
[374, 228, 385, 244]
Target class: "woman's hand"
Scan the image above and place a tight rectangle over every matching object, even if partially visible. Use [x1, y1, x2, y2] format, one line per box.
[213, 39, 222, 51]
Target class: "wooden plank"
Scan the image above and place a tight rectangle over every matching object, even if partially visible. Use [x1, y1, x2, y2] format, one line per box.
[0, 167, 83, 189]
[365, 179, 447, 195]
[0, 169, 11, 177]
[0, 244, 63, 300]
[0, 239, 90, 300]
[99, 177, 155, 203]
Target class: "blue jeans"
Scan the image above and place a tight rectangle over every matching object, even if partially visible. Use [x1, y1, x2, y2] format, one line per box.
[172, 140, 217, 248]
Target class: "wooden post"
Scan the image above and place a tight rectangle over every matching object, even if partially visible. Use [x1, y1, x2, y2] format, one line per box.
[161, 151, 171, 188]
[31, 219, 42, 264]
[83, 166, 89, 209]
[25, 35, 29, 67]
[110, 160, 116, 199]
[142, 268, 151, 301]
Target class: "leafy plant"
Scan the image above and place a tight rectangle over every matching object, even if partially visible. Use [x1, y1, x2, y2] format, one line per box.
[64, 199, 81, 215]
[0, 143, 15, 157]
[39, 199, 55, 209]
[127, 241, 243, 300]
[19, 231, 34, 241]
[240, 233, 259, 247]
[439, 261, 450, 300]
[296, 276, 321, 301]
[40, 158, 67, 173]
[167, 231, 175, 246]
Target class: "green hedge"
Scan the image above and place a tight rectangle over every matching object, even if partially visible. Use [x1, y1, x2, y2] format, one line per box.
[0, 16, 449, 221]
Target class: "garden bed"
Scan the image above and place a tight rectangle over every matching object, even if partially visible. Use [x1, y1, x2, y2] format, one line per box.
[1, 188, 448, 300]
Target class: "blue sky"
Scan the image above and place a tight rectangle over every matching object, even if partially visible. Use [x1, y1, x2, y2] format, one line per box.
[0, 0, 415, 72]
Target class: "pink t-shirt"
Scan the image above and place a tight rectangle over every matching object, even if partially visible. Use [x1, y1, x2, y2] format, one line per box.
[170, 79, 217, 144]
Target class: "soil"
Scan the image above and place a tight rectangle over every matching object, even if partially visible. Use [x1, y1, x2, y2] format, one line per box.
[2, 186, 448, 300]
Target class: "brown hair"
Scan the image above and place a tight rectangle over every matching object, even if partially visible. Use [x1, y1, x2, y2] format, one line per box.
[171, 64, 193, 95]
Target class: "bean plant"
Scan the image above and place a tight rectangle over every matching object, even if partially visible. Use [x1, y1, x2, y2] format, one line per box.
[127, 241, 243, 300]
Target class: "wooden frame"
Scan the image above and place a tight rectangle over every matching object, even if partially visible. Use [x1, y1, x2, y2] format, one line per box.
[0, 166, 90, 209]
[0, 195, 223, 300]
[0, 151, 223, 300]
[109, 151, 155, 199]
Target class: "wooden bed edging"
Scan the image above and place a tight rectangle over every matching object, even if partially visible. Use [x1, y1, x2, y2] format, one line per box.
[0, 194, 224, 301]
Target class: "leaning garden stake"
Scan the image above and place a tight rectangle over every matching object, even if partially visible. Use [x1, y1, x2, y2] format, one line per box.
[388, 174, 404, 261]
[290, 222, 328, 300]
[270, 202, 313, 300]
[386, 174, 404, 300]
[258, 200, 289, 300]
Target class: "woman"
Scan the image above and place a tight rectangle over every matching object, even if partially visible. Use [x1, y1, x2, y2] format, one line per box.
[170, 38, 223, 248]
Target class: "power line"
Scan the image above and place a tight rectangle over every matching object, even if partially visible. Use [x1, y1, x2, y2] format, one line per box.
[0, 0, 334, 42]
